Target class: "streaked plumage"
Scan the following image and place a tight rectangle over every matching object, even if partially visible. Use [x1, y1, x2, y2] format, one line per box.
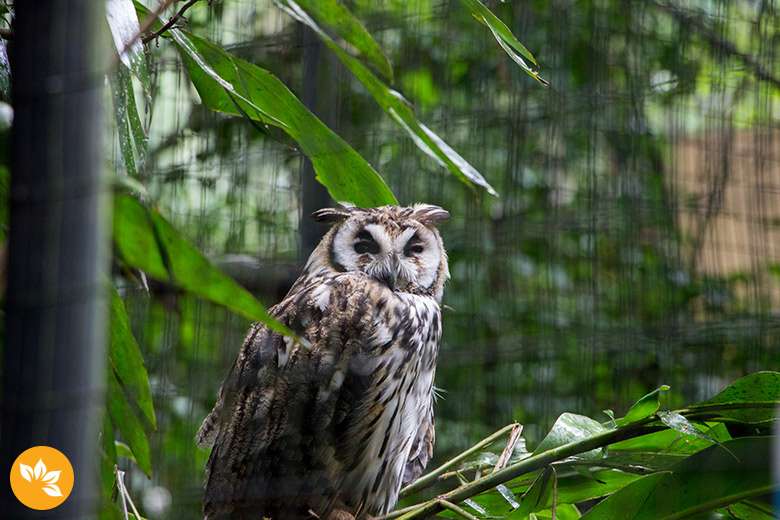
[197, 204, 450, 520]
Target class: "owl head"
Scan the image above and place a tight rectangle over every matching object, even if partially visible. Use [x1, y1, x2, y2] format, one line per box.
[304, 204, 450, 302]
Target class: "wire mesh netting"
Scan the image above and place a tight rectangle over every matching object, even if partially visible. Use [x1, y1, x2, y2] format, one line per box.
[114, 1, 779, 517]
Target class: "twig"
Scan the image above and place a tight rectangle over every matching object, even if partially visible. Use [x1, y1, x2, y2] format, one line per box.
[387, 421, 667, 520]
[494, 423, 523, 471]
[115, 465, 144, 520]
[141, 0, 202, 45]
[436, 500, 480, 520]
[398, 422, 520, 499]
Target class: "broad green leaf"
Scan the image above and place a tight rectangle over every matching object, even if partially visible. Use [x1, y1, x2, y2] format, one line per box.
[689, 371, 780, 424]
[113, 194, 301, 341]
[166, 27, 395, 207]
[533, 413, 609, 458]
[616, 385, 669, 426]
[115, 441, 135, 462]
[458, 0, 548, 85]
[109, 285, 156, 427]
[278, 0, 498, 197]
[107, 372, 152, 476]
[294, 0, 393, 82]
[580, 436, 775, 520]
[532, 503, 581, 520]
[716, 499, 777, 520]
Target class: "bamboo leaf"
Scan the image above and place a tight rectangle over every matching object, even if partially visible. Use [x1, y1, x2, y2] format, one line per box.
[278, 0, 498, 197]
[167, 27, 396, 207]
[458, 0, 548, 85]
[107, 372, 152, 477]
[294, 0, 393, 82]
[113, 194, 301, 342]
[107, 0, 149, 176]
[109, 285, 156, 428]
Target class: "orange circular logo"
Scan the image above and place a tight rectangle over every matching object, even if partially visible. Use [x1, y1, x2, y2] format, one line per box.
[10, 446, 74, 510]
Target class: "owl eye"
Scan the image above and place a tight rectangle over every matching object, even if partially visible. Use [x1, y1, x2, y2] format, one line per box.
[354, 230, 380, 255]
[404, 235, 424, 256]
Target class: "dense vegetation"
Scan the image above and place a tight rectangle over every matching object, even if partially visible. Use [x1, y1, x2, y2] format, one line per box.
[2, 0, 778, 518]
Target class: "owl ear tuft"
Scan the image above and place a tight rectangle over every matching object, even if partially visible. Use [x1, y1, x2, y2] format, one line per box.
[310, 204, 354, 224]
[412, 205, 450, 226]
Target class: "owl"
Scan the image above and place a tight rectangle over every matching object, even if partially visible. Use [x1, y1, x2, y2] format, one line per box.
[196, 204, 450, 520]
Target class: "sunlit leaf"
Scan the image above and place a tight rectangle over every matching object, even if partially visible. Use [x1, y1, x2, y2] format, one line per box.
[533, 413, 609, 458]
[107, 373, 151, 476]
[113, 194, 301, 342]
[163, 26, 395, 207]
[278, 0, 499, 197]
[107, 0, 149, 176]
[458, 0, 548, 85]
[616, 385, 669, 427]
[109, 285, 156, 427]
[580, 436, 774, 520]
[294, 0, 393, 82]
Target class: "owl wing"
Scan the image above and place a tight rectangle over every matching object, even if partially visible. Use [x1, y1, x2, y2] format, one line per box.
[197, 273, 382, 520]
[402, 403, 434, 486]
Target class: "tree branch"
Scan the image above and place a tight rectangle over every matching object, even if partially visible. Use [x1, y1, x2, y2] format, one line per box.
[141, 0, 203, 45]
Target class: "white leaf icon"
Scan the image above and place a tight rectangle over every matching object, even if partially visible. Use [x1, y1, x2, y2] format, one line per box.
[19, 463, 33, 482]
[42, 470, 61, 484]
[43, 484, 63, 497]
[34, 459, 46, 480]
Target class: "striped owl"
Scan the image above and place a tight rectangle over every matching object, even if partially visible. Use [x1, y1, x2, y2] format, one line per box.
[197, 204, 450, 520]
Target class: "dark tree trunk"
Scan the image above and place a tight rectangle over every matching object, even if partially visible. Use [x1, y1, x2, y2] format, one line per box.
[0, 1, 109, 518]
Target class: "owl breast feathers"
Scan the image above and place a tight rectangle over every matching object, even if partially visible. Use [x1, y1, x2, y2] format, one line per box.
[197, 204, 450, 520]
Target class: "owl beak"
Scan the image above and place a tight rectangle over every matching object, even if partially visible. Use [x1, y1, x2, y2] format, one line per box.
[377, 256, 399, 291]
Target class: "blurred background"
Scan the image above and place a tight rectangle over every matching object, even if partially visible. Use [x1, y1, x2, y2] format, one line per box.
[113, 0, 779, 517]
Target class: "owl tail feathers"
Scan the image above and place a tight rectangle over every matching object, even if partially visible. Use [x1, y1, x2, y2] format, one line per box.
[197, 408, 219, 448]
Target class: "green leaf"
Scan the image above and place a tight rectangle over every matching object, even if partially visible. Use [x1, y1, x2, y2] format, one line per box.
[616, 385, 669, 427]
[507, 468, 553, 518]
[165, 26, 395, 207]
[657, 411, 717, 446]
[278, 0, 499, 197]
[107, 0, 149, 176]
[107, 372, 152, 476]
[100, 412, 118, 497]
[113, 194, 301, 342]
[580, 436, 775, 520]
[533, 413, 609, 458]
[109, 285, 156, 427]
[689, 371, 780, 424]
[293, 0, 393, 82]
[458, 0, 548, 85]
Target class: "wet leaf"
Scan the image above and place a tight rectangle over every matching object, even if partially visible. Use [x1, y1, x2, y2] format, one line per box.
[278, 0, 498, 197]
[534, 413, 609, 458]
[107, 0, 149, 176]
[109, 285, 156, 427]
